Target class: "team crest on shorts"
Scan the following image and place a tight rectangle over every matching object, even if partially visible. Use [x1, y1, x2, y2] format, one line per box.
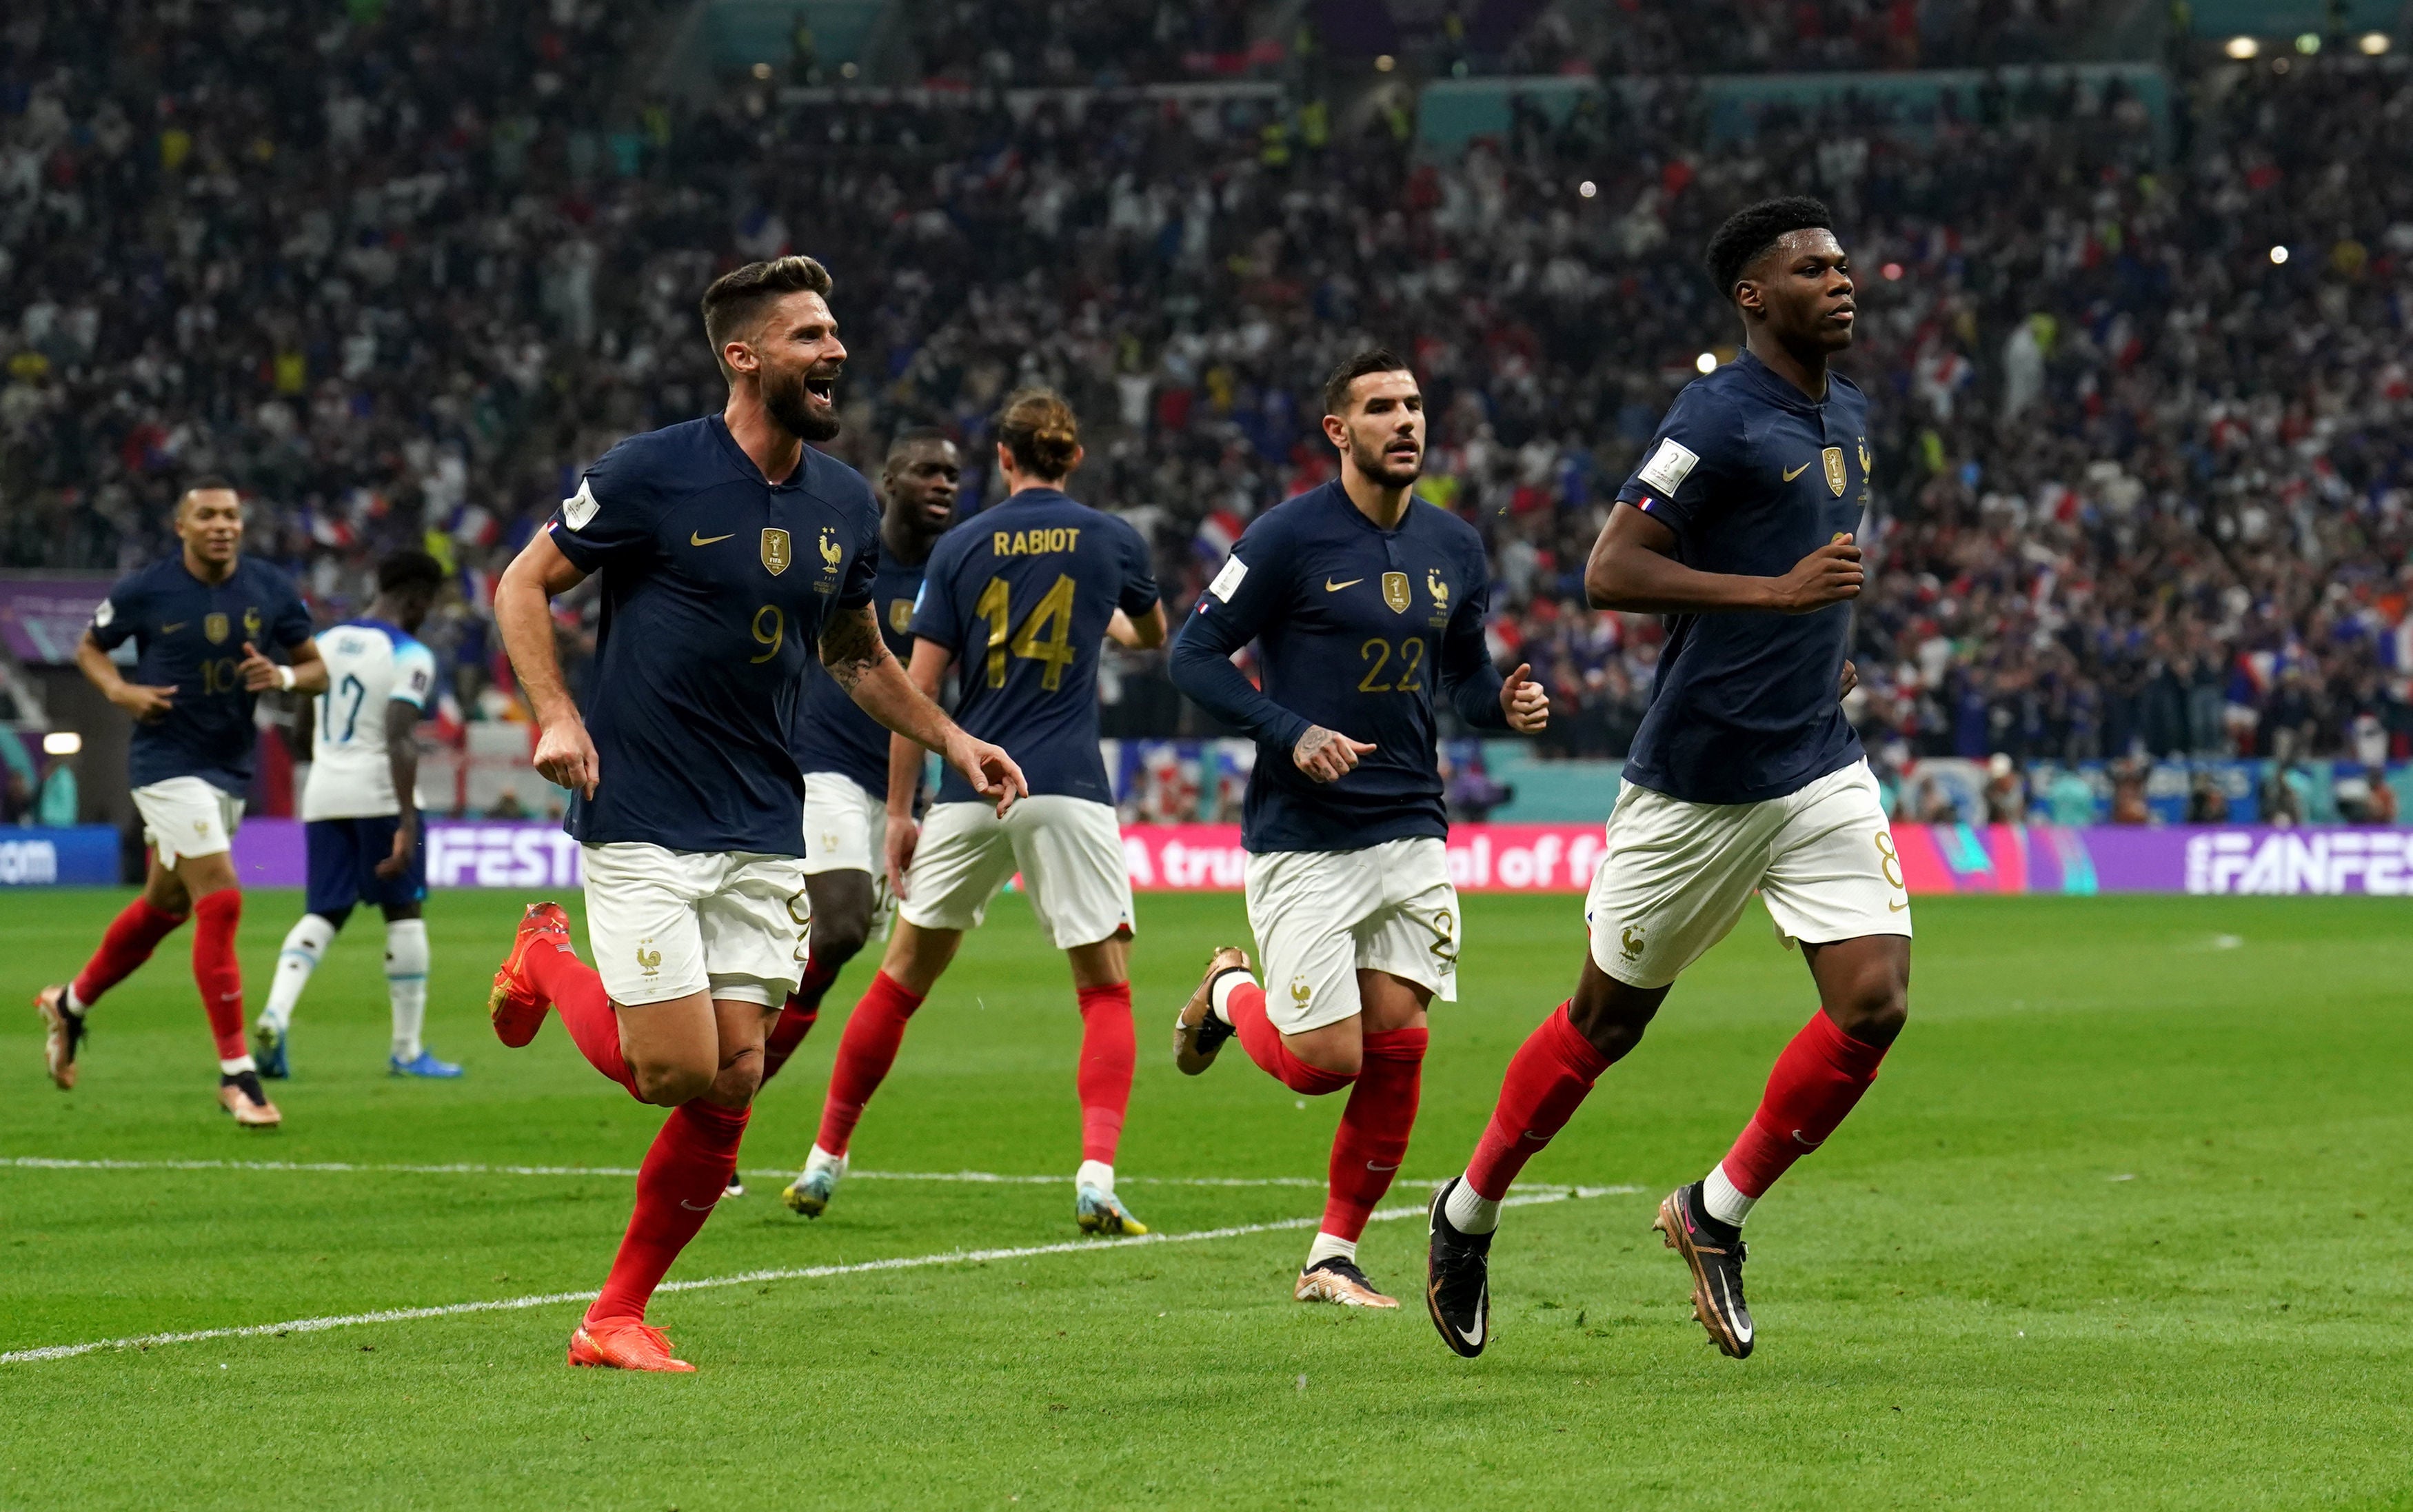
[889, 598, 915, 634]
[1821, 446, 1846, 496]
[1382, 572, 1411, 614]
[203, 613, 230, 644]
[761, 527, 792, 575]
[1619, 923, 1646, 962]
[1290, 976, 1313, 1010]
[636, 940, 662, 978]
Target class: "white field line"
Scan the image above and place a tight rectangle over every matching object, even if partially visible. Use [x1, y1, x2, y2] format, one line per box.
[0, 1190, 1599, 1365]
[0, 1156, 1642, 1196]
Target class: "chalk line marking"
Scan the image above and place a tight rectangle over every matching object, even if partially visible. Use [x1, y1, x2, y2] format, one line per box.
[1, 1191, 1595, 1364]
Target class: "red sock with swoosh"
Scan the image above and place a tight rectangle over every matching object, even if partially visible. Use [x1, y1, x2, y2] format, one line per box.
[588, 1098, 751, 1325]
[70, 896, 188, 1007]
[1464, 1003, 1615, 1201]
[1717, 1008, 1890, 1198]
[1320, 1026, 1426, 1241]
[190, 889, 248, 1060]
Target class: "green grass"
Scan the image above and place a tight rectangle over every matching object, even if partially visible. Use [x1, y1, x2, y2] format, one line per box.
[1, 887, 2408, 1511]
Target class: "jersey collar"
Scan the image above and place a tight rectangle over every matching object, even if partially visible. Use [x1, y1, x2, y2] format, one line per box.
[1732, 348, 1828, 413]
[706, 414, 811, 490]
[1323, 478, 1421, 537]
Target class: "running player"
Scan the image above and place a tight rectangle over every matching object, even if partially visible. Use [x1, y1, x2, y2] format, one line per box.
[253, 549, 459, 1080]
[1424, 196, 1904, 1361]
[747, 429, 958, 1203]
[35, 480, 325, 1127]
[790, 390, 1164, 1233]
[1167, 350, 1549, 1307]
[483, 255, 1025, 1373]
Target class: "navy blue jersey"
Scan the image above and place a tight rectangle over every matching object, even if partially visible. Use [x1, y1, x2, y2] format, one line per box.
[1617, 349, 1870, 804]
[789, 543, 927, 798]
[911, 488, 1158, 805]
[1169, 482, 1508, 854]
[88, 556, 313, 794]
[548, 416, 880, 855]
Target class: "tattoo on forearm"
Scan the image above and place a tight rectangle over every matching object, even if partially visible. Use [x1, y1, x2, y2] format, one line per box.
[822, 605, 887, 692]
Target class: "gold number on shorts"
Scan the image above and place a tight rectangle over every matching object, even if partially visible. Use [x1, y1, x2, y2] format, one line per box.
[977, 574, 1081, 692]
[1874, 830, 1904, 890]
[748, 605, 785, 663]
[1356, 637, 1424, 693]
[1428, 907, 1458, 964]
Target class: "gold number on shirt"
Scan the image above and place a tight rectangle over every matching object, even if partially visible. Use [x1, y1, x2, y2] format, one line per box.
[978, 574, 1080, 692]
[1874, 830, 1904, 890]
[748, 605, 785, 663]
[198, 658, 241, 694]
[1355, 637, 1425, 693]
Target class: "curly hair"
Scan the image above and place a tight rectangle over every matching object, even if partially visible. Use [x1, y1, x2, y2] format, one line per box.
[1704, 196, 1835, 305]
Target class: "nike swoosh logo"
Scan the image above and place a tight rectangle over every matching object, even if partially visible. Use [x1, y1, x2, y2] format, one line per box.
[1324, 578, 1362, 592]
[690, 531, 734, 546]
[161, 623, 187, 632]
[678, 1198, 719, 1211]
[1888, 898, 1908, 911]
[1461, 1289, 1486, 1347]
[1781, 462, 1812, 481]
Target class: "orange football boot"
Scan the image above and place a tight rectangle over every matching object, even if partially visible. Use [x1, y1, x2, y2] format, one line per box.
[489, 903, 571, 1048]
[567, 1317, 695, 1373]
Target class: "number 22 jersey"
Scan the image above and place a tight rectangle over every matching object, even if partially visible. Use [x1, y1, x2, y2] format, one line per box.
[909, 487, 1159, 806]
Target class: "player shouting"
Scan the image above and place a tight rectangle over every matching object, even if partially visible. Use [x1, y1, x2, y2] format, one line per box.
[36, 480, 324, 1127]
[483, 256, 1024, 1373]
[746, 428, 959, 1204]
[790, 390, 1164, 1233]
[1167, 350, 1548, 1308]
[1425, 196, 1905, 1361]
[253, 550, 460, 1080]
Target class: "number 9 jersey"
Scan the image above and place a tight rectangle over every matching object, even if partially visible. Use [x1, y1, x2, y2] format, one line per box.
[300, 619, 436, 821]
[910, 487, 1159, 804]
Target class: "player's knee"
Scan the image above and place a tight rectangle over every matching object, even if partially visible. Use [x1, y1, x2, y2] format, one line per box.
[704, 1047, 764, 1109]
[1828, 969, 1908, 1047]
[811, 909, 872, 967]
[630, 1058, 715, 1107]
[1566, 981, 1662, 1060]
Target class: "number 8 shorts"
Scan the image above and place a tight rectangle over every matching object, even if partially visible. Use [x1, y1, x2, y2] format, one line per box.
[1584, 759, 1910, 990]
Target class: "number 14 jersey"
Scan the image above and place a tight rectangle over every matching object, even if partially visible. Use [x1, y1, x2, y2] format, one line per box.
[301, 618, 436, 820]
[911, 487, 1159, 806]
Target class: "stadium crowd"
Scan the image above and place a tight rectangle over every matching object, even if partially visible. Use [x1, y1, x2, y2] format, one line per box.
[3, 1, 2410, 800]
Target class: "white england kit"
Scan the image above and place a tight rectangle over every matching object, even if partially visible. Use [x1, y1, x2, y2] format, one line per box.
[301, 620, 436, 820]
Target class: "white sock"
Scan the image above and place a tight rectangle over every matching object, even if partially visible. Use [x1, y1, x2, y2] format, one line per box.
[262, 914, 338, 1032]
[803, 1143, 847, 1177]
[1703, 1163, 1757, 1227]
[1444, 1177, 1502, 1235]
[220, 1054, 256, 1076]
[1076, 1158, 1115, 1193]
[385, 918, 430, 1061]
[64, 982, 87, 1014]
[1208, 969, 1258, 1025]
[1304, 1231, 1357, 1269]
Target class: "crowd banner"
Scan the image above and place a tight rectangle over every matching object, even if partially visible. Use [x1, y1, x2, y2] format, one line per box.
[186, 819, 2413, 897]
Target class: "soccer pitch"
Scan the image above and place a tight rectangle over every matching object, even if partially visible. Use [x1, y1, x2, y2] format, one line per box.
[1, 888, 2407, 1510]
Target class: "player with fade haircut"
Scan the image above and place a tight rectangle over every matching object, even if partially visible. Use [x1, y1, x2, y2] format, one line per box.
[791, 389, 1166, 1233]
[481, 255, 1027, 1373]
[1167, 349, 1550, 1308]
[740, 426, 960, 1205]
[252, 549, 460, 1080]
[36, 478, 326, 1127]
[1424, 196, 1905, 1362]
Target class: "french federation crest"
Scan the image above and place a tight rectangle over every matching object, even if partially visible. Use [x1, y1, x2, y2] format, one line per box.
[761, 527, 792, 576]
[243, 606, 261, 641]
[889, 598, 915, 634]
[1821, 446, 1847, 497]
[1857, 440, 1872, 476]
[204, 612, 230, 644]
[1426, 568, 1449, 607]
[818, 527, 843, 572]
[1382, 572, 1411, 614]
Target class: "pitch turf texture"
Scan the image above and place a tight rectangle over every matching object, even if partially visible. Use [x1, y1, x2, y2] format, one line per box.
[1, 889, 2407, 1510]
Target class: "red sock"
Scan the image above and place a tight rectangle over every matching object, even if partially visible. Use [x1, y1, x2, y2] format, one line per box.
[525, 942, 636, 1098]
[1225, 979, 1356, 1097]
[814, 970, 924, 1156]
[1465, 1003, 1615, 1201]
[71, 896, 188, 1008]
[587, 1098, 751, 1324]
[190, 889, 246, 1060]
[1075, 982, 1135, 1164]
[1321, 1026, 1426, 1241]
[760, 952, 845, 1084]
[1719, 1009, 1890, 1198]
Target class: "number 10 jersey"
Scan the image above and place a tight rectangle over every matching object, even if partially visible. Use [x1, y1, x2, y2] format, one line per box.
[301, 618, 437, 821]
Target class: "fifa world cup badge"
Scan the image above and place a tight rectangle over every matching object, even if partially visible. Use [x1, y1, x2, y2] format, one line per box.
[761, 527, 792, 576]
[1821, 446, 1847, 496]
[1382, 572, 1411, 613]
[204, 612, 230, 644]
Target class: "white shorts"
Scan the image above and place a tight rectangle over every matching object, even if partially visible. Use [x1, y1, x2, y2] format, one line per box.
[1584, 760, 1910, 989]
[135, 776, 245, 869]
[801, 770, 887, 876]
[898, 796, 1134, 950]
[1244, 836, 1460, 1036]
[581, 843, 810, 1008]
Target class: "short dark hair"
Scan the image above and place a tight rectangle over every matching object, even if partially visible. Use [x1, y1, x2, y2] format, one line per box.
[376, 549, 447, 597]
[885, 426, 954, 463]
[699, 256, 835, 376]
[1704, 196, 1835, 305]
[1322, 347, 1414, 419]
[995, 390, 1080, 479]
[177, 476, 239, 511]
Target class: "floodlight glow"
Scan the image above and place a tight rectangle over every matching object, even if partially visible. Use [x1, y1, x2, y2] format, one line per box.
[751, 61, 772, 79]
[2224, 35, 2259, 59]
[2269, 245, 2290, 265]
[1881, 261, 1904, 281]
[2360, 32, 2390, 54]
[43, 732, 81, 756]
[1374, 54, 1395, 72]
[1578, 180, 1597, 198]
[1695, 352, 1717, 374]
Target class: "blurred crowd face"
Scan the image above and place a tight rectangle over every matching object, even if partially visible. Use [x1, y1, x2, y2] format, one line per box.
[742, 290, 848, 443]
[885, 439, 963, 535]
[1745, 228, 1857, 355]
[176, 489, 244, 571]
[1329, 370, 1426, 489]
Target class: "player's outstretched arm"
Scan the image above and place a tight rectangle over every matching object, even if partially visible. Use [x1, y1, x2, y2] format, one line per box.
[494, 530, 599, 798]
[827, 604, 1027, 816]
[1585, 501, 1863, 616]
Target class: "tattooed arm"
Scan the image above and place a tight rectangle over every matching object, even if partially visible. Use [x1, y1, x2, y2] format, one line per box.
[825, 603, 1027, 815]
